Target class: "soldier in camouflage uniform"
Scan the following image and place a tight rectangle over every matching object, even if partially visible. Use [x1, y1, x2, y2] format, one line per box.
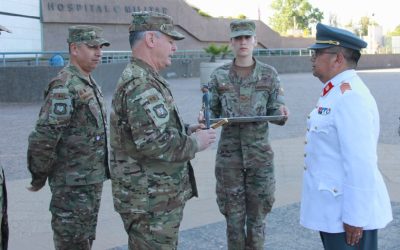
[208, 20, 289, 250]
[0, 27, 10, 250]
[27, 25, 110, 250]
[0, 163, 8, 250]
[110, 11, 216, 250]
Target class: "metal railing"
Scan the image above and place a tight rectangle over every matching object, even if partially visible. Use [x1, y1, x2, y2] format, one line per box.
[0, 48, 313, 67]
[253, 48, 310, 56]
[1, 51, 69, 67]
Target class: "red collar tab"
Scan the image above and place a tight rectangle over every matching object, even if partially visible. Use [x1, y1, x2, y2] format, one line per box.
[322, 82, 334, 96]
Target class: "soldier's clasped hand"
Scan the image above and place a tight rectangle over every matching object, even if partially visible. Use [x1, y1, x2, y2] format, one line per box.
[192, 129, 217, 151]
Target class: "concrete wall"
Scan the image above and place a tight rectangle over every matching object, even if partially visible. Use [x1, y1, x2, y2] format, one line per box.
[358, 54, 400, 69]
[2, 54, 400, 102]
[0, 63, 125, 103]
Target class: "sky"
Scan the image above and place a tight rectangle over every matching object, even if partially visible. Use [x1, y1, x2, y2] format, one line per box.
[185, 0, 398, 33]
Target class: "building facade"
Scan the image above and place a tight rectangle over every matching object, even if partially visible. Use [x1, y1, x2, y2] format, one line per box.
[1, 0, 314, 53]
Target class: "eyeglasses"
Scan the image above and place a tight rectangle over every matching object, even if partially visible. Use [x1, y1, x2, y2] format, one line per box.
[310, 50, 338, 59]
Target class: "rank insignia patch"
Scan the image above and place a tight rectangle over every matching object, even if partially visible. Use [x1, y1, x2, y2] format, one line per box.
[153, 104, 168, 118]
[54, 103, 67, 115]
[318, 107, 331, 115]
[147, 94, 159, 103]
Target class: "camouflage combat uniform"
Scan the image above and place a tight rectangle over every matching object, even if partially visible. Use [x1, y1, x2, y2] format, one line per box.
[110, 57, 198, 250]
[27, 64, 109, 249]
[209, 59, 286, 250]
[0, 165, 8, 250]
[0, 26, 10, 250]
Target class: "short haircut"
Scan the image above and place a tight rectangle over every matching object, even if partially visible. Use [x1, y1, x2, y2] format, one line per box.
[68, 42, 82, 54]
[129, 31, 162, 48]
[326, 46, 361, 68]
[341, 47, 361, 67]
[129, 31, 146, 48]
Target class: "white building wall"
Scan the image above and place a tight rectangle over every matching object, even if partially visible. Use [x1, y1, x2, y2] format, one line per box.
[392, 36, 400, 54]
[365, 25, 383, 54]
[0, 0, 41, 52]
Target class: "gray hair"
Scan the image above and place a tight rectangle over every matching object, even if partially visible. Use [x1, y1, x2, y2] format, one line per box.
[129, 31, 162, 48]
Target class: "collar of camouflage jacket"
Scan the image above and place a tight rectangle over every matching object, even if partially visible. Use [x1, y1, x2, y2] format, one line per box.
[66, 64, 96, 86]
[130, 57, 169, 87]
[230, 57, 263, 84]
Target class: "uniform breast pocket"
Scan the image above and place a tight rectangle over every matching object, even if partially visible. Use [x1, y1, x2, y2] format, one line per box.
[75, 86, 100, 124]
[309, 117, 332, 135]
[219, 89, 237, 113]
[252, 89, 269, 115]
[219, 88, 236, 99]
[87, 98, 103, 127]
[318, 179, 343, 197]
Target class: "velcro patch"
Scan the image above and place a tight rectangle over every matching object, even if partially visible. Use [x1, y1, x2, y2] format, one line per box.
[255, 83, 269, 90]
[78, 87, 95, 101]
[240, 95, 250, 101]
[217, 83, 233, 92]
[147, 94, 159, 103]
[53, 103, 68, 115]
[51, 88, 69, 100]
[153, 104, 168, 118]
[135, 88, 170, 128]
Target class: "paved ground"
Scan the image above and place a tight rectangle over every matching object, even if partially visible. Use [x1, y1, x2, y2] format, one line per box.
[1, 69, 400, 249]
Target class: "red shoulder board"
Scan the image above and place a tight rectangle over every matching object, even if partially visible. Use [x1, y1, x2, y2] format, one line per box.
[340, 83, 352, 94]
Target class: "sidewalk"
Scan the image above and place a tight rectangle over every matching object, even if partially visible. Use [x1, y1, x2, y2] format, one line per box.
[7, 137, 400, 250]
[3, 71, 400, 249]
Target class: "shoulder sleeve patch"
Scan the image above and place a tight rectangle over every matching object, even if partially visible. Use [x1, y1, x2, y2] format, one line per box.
[134, 88, 170, 128]
[47, 87, 73, 125]
[340, 82, 352, 94]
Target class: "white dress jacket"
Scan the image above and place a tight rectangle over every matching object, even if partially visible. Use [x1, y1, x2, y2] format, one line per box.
[300, 69, 392, 233]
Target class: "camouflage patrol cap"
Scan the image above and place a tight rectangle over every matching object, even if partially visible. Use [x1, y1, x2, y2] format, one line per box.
[230, 20, 256, 38]
[129, 11, 185, 40]
[67, 25, 110, 47]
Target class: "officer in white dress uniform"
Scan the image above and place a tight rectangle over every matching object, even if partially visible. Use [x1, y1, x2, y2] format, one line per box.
[300, 23, 392, 250]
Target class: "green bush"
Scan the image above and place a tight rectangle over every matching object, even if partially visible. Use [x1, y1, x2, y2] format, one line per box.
[219, 44, 232, 59]
[204, 43, 221, 62]
[204, 44, 232, 62]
